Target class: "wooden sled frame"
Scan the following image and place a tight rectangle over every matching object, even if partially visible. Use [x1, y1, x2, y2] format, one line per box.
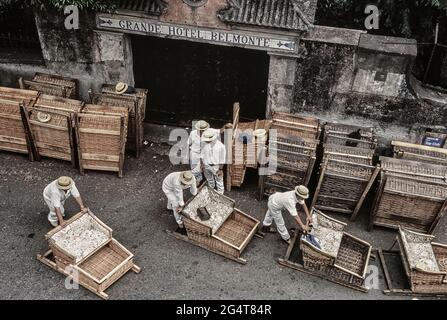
[75, 112, 127, 178]
[277, 229, 371, 293]
[311, 157, 380, 221]
[37, 249, 141, 300]
[24, 105, 77, 167]
[168, 185, 261, 264]
[377, 240, 447, 298]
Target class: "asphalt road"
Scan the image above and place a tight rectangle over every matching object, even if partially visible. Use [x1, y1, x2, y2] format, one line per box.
[0, 142, 446, 300]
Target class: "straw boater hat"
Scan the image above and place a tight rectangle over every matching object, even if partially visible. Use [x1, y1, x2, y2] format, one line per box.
[115, 82, 129, 95]
[295, 185, 309, 200]
[195, 120, 210, 131]
[57, 176, 73, 190]
[201, 129, 218, 142]
[180, 171, 195, 185]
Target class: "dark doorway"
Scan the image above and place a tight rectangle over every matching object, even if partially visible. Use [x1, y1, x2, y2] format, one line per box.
[131, 35, 270, 127]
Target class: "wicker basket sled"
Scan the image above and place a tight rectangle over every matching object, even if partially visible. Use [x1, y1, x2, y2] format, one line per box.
[311, 156, 380, 220]
[37, 210, 141, 299]
[369, 157, 447, 233]
[0, 87, 39, 159]
[89, 84, 148, 158]
[169, 184, 260, 264]
[226, 103, 272, 190]
[75, 104, 129, 177]
[259, 112, 320, 199]
[278, 209, 372, 292]
[323, 123, 377, 149]
[392, 141, 447, 166]
[24, 94, 84, 165]
[19, 73, 78, 99]
[379, 228, 447, 296]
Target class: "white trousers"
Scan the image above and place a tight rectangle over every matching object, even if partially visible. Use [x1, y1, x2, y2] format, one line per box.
[191, 155, 203, 185]
[163, 189, 184, 227]
[204, 165, 224, 194]
[262, 199, 290, 241]
[44, 198, 65, 226]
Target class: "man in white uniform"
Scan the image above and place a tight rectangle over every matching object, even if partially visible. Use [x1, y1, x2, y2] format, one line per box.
[260, 185, 312, 245]
[200, 129, 226, 194]
[188, 120, 210, 185]
[162, 171, 197, 230]
[43, 176, 87, 227]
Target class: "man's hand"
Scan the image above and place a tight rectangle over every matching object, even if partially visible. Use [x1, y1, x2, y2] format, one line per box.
[301, 224, 310, 234]
[217, 169, 224, 177]
[80, 206, 88, 213]
[176, 207, 183, 213]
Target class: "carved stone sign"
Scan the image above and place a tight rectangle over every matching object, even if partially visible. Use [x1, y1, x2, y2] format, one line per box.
[97, 14, 297, 53]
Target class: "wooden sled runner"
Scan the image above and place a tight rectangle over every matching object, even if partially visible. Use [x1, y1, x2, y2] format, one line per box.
[278, 209, 373, 293]
[37, 210, 140, 299]
[168, 185, 260, 264]
[378, 227, 447, 297]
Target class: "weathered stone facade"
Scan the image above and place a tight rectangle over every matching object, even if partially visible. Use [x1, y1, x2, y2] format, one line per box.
[0, 0, 445, 144]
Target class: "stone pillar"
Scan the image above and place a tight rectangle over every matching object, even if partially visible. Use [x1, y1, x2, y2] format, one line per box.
[94, 30, 135, 88]
[266, 53, 297, 117]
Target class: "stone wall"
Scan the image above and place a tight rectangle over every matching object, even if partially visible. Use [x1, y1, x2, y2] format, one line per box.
[0, 8, 133, 100]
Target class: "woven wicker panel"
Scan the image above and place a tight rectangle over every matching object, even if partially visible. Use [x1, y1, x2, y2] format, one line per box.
[78, 114, 125, 173]
[381, 157, 447, 184]
[271, 123, 318, 140]
[324, 144, 374, 165]
[316, 196, 357, 212]
[324, 123, 374, 140]
[326, 160, 374, 179]
[34, 73, 76, 88]
[214, 218, 253, 248]
[325, 135, 375, 149]
[0, 87, 39, 105]
[230, 164, 246, 187]
[395, 145, 447, 160]
[385, 176, 447, 199]
[433, 245, 447, 273]
[375, 193, 442, 232]
[272, 112, 320, 128]
[92, 93, 141, 154]
[335, 235, 370, 276]
[35, 95, 83, 114]
[101, 84, 148, 119]
[0, 99, 28, 154]
[319, 175, 366, 200]
[78, 242, 129, 280]
[265, 166, 307, 187]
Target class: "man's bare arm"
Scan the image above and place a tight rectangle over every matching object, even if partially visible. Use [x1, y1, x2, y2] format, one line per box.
[74, 196, 86, 212]
[55, 207, 64, 225]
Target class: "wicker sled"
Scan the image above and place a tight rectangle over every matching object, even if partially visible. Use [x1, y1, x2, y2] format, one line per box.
[226, 103, 272, 190]
[169, 184, 260, 264]
[19, 73, 78, 99]
[278, 209, 372, 292]
[76, 104, 128, 177]
[370, 157, 447, 233]
[37, 210, 141, 300]
[394, 228, 447, 295]
[0, 87, 39, 158]
[259, 112, 320, 199]
[25, 95, 83, 164]
[392, 141, 447, 166]
[323, 123, 377, 150]
[311, 156, 380, 220]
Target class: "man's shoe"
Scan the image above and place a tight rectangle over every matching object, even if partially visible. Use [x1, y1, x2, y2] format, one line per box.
[259, 226, 277, 235]
[175, 226, 187, 236]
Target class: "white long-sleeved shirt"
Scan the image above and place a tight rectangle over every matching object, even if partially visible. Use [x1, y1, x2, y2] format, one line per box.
[268, 191, 305, 217]
[188, 130, 202, 157]
[43, 180, 80, 208]
[201, 140, 226, 166]
[162, 172, 198, 206]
